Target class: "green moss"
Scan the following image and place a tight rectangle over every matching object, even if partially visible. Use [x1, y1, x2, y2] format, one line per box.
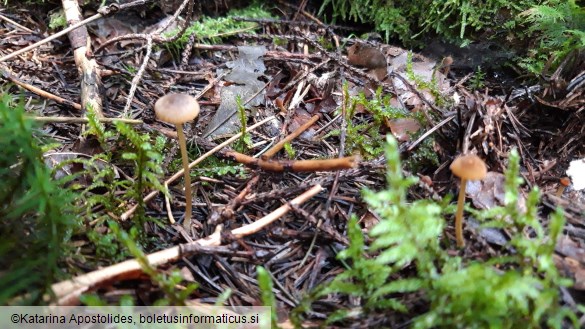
[189, 155, 247, 180]
[166, 4, 274, 47]
[469, 66, 487, 90]
[320, 0, 537, 45]
[48, 9, 66, 30]
[517, 0, 585, 75]
[0, 94, 80, 304]
[283, 142, 296, 159]
[403, 137, 439, 172]
[81, 109, 167, 227]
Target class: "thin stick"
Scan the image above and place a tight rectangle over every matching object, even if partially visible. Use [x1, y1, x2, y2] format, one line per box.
[120, 115, 276, 220]
[122, 35, 152, 116]
[1, 66, 82, 110]
[263, 114, 320, 158]
[33, 116, 142, 124]
[405, 115, 455, 152]
[52, 231, 221, 305]
[226, 152, 358, 172]
[0, 13, 34, 33]
[231, 185, 323, 237]
[0, 13, 102, 63]
[164, 182, 175, 224]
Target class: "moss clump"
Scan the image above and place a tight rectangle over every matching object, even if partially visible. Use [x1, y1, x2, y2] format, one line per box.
[0, 95, 80, 304]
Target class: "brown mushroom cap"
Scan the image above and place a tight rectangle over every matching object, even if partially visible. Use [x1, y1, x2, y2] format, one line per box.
[154, 93, 200, 125]
[450, 154, 487, 180]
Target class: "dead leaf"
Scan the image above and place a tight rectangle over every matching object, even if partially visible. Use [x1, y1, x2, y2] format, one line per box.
[44, 152, 119, 189]
[386, 118, 420, 142]
[204, 46, 267, 139]
[179, 267, 196, 282]
[467, 218, 509, 246]
[360, 211, 380, 231]
[466, 171, 526, 212]
[554, 254, 585, 290]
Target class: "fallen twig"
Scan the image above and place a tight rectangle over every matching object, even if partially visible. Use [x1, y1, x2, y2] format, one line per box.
[403, 114, 455, 153]
[0, 64, 82, 110]
[225, 151, 359, 172]
[32, 116, 142, 124]
[122, 35, 152, 116]
[263, 99, 320, 159]
[0, 13, 34, 33]
[51, 184, 323, 304]
[208, 175, 260, 225]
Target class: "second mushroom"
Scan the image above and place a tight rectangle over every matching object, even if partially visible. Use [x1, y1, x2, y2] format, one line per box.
[449, 154, 487, 248]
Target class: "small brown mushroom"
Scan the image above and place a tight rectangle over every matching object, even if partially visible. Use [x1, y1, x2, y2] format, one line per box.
[555, 177, 571, 197]
[155, 93, 200, 232]
[450, 154, 487, 247]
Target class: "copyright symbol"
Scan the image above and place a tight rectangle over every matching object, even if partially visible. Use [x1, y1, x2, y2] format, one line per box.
[11, 314, 19, 323]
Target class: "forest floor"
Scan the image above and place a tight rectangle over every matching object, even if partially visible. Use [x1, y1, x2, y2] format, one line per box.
[1, 0, 584, 327]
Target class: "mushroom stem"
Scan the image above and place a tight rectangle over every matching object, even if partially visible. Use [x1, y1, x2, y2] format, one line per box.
[455, 178, 467, 248]
[176, 124, 192, 231]
[555, 185, 565, 197]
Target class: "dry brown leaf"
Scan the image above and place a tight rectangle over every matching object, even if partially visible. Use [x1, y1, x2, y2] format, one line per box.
[386, 118, 420, 142]
[466, 171, 526, 212]
[360, 211, 380, 231]
[554, 254, 585, 290]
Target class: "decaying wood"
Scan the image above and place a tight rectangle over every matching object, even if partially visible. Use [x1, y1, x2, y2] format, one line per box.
[62, 0, 103, 117]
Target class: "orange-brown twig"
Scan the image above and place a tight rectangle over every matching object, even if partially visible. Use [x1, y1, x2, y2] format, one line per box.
[226, 151, 359, 172]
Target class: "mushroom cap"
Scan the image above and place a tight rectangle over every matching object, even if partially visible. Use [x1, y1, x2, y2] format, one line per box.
[154, 93, 200, 125]
[450, 154, 487, 180]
